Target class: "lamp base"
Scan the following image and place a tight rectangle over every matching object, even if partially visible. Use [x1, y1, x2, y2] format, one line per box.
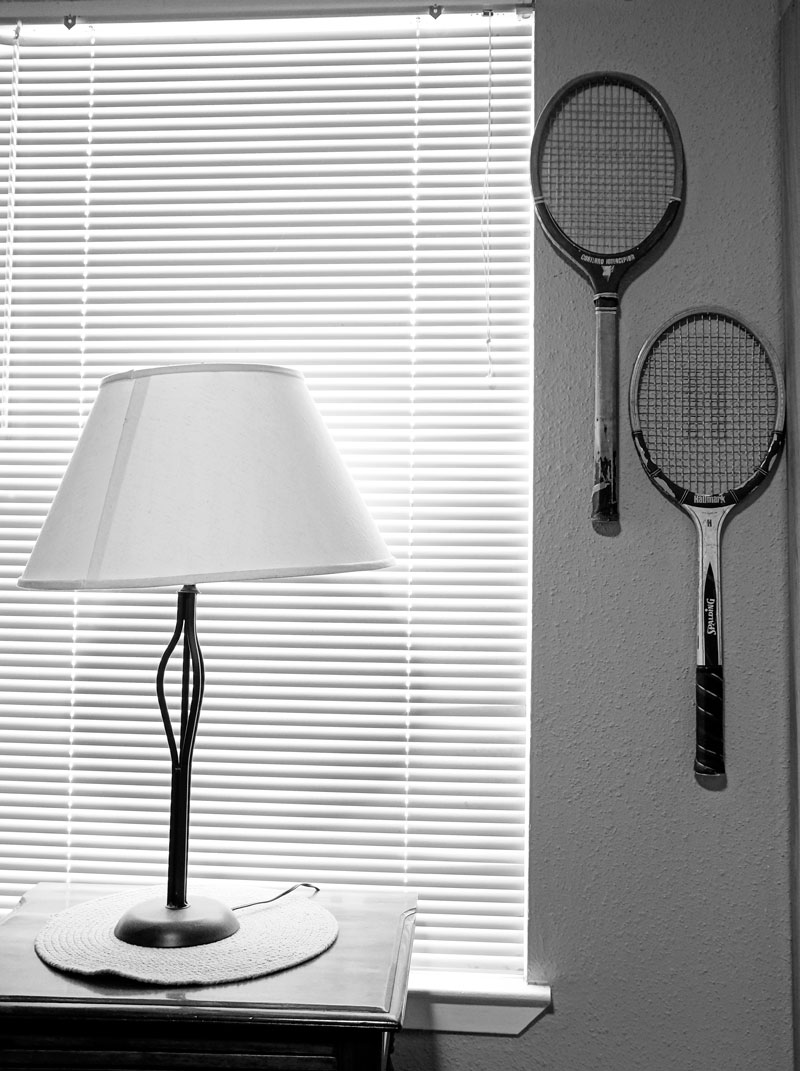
[113, 895, 240, 948]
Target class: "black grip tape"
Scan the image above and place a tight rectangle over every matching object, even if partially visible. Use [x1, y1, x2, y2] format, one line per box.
[695, 665, 724, 777]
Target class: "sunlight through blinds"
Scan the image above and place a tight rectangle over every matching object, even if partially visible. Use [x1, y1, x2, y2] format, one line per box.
[0, 11, 533, 972]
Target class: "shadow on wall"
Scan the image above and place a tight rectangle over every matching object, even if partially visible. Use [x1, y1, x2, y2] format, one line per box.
[393, 1030, 443, 1070]
[393, 1028, 547, 1071]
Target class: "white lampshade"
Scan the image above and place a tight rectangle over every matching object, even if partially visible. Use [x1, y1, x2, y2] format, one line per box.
[19, 363, 393, 590]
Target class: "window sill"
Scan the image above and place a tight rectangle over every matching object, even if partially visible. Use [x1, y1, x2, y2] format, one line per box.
[404, 970, 552, 1035]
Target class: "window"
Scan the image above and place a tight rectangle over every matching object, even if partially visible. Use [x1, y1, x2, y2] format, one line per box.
[0, 9, 533, 975]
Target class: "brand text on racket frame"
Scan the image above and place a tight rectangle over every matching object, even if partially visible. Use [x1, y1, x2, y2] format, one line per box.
[706, 598, 717, 635]
[580, 253, 636, 265]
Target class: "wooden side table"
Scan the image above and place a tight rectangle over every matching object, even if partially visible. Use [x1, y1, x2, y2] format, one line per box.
[0, 883, 417, 1071]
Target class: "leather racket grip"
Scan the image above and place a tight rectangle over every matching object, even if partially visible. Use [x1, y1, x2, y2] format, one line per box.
[591, 297, 619, 525]
[695, 666, 725, 776]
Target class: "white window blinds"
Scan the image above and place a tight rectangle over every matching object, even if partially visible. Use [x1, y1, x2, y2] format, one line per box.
[0, 12, 533, 972]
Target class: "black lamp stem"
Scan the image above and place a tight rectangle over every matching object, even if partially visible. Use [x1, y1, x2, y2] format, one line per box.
[113, 584, 239, 947]
[157, 584, 204, 910]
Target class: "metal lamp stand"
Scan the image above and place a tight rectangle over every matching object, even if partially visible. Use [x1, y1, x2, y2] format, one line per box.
[114, 586, 240, 948]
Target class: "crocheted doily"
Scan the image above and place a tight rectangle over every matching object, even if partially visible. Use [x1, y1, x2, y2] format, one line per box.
[34, 881, 338, 986]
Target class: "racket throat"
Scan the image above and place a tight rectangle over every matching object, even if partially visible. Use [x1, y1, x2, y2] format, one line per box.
[690, 507, 728, 666]
[700, 561, 721, 665]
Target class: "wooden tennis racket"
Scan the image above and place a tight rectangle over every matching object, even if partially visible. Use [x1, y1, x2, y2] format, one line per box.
[629, 309, 785, 777]
[531, 72, 684, 528]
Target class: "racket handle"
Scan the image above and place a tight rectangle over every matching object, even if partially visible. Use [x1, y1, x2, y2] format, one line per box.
[695, 665, 725, 777]
[592, 296, 619, 525]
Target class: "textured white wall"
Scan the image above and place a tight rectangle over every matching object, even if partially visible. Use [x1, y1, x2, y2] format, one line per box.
[394, 0, 796, 1068]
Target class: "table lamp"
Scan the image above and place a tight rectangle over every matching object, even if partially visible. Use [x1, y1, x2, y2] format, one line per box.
[18, 363, 393, 949]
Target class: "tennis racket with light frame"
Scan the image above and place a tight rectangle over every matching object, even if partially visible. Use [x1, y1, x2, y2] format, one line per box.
[531, 72, 684, 528]
[629, 309, 785, 777]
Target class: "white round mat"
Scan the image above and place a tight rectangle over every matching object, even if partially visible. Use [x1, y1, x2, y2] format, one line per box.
[35, 881, 338, 986]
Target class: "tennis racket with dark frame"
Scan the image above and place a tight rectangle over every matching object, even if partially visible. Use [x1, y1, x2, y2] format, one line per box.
[629, 309, 785, 777]
[531, 72, 684, 528]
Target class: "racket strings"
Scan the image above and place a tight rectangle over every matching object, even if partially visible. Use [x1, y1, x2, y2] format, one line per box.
[540, 81, 676, 254]
[636, 315, 779, 496]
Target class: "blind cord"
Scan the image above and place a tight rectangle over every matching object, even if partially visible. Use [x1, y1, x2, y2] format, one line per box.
[482, 10, 495, 383]
[0, 21, 19, 431]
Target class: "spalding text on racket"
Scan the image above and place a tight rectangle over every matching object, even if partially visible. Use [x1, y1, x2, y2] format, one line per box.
[629, 309, 785, 777]
[531, 72, 684, 528]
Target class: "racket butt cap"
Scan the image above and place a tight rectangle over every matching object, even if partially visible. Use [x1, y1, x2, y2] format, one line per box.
[591, 515, 620, 536]
[591, 483, 619, 533]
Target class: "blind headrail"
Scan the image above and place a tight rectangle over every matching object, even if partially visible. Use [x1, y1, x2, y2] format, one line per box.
[0, 0, 534, 27]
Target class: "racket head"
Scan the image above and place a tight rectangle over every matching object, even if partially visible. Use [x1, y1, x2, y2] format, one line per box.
[629, 308, 786, 510]
[531, 72, 684, 294]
